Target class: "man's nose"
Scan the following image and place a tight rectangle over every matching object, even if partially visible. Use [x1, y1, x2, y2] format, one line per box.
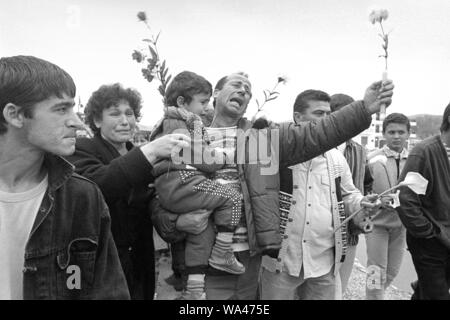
[236, 85, 246, 94]
[67, 112, 84, 130]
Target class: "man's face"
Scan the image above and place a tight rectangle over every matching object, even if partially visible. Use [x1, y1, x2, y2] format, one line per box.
[94, 100, 137, 146]
[213, 74, 252, 119]
[294, 100, 331, 123]
[183, 93, 211, 116]
[23, 94, 82, 156]
[383, 122, 410, 153]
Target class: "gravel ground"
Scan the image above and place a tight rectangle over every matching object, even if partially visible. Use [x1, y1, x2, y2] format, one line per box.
[343, 259, 411, 300]
[154, 251, 412, 300]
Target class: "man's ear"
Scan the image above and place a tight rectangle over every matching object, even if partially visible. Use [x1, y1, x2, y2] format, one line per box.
[213, 89, 220, 100]
[293, 111, 302, 124]
[93, 118, 101, 129]
[176, 96, 185, 108]
[3, 103, 25, 128]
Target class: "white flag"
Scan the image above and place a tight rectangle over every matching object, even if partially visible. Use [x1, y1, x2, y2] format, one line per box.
[399, 172, 428, 195]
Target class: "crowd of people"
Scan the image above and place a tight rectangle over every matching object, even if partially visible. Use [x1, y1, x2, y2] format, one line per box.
[0, 55, 449, 300]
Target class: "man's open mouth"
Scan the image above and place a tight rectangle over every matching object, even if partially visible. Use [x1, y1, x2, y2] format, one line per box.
[229, 97, 243, 108]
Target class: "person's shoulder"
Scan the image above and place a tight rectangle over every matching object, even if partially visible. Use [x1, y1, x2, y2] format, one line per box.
[349, 139, 364, 150]
[367, 148, 387, 165]
[75, 136, 100, 152]
[162, 118, 189, 133]
[410, 135, 441, 155]
[367, 148, 384, 158]
[67, 172, 102, 190]
[415, 135, 440, 149]
[59, 174, 108, 222]
[328, 148, 349, 166]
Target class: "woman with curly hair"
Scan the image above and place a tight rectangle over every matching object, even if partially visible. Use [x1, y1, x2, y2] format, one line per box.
[67, 83, 189, 299]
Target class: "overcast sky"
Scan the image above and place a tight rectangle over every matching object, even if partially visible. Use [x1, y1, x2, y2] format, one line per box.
[1, 0, 449, 126]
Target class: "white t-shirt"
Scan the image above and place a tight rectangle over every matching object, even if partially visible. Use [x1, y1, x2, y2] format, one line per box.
[0, 176, 48, 300]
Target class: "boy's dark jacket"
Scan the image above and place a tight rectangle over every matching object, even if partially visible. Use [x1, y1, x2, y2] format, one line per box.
[397, 135, 450, 249]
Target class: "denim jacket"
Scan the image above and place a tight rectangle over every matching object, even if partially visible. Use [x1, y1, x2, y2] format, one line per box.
[22, 154, 129, 300]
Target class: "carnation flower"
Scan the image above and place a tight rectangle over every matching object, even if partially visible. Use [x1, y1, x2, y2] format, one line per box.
[252, 76, 287, 125]
[277, 75, 288, 85]
[369, 9, 389, 24]
[368, 8, 390, 70]
[137, 11, 147, 22]
[131, 50, 144, 63]
[132, 11, 172, 103]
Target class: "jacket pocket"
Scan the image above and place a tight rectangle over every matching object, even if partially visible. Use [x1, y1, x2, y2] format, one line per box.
[56, 237, 98, 299]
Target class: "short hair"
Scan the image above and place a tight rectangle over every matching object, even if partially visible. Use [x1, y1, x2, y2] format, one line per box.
[164, 71, 212, 107]
[382, 113, 411, 133]
[440, 102, 450, 133]
[330, 93, 355, 113]
[293, 89, 331, 114]
[85, 83, 142, 135]
[213, 72, 249, 107]
[0, 55, 76, 134]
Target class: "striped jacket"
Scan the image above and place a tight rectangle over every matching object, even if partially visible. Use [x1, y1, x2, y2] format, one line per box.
[262, 149, 364, 276]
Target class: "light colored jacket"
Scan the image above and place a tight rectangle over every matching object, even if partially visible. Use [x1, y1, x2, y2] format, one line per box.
[368, 145, 408, 229]
[262, 149, 363, 276]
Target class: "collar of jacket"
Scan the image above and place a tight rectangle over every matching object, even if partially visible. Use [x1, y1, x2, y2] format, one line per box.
[44, 153, 75, 192]
[94, 134, 134, 158]
[382, 145, 409, 159]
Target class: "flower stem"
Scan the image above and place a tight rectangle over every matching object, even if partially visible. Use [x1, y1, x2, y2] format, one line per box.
[257, 82, 280, 112]
[142, 21, 166, 87]
[379, 21, 388, 70]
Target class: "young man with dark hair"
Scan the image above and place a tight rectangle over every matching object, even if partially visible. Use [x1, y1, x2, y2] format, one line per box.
[0, 55, 189, 299]
[366, 112, 411, 299]
[261, 90, 377, 300]
[0, 55, 129, 299]
[152, 72, 395, 300]
[397, 102, 450, 300]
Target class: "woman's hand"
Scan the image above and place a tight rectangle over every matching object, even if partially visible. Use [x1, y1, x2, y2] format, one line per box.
[141, 133, 191, 165]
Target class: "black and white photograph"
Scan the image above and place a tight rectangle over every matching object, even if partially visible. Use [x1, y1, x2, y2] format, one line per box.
[1, 0, 449, 307]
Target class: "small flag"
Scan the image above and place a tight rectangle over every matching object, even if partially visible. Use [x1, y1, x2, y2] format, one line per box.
[399, 172, 428, 195]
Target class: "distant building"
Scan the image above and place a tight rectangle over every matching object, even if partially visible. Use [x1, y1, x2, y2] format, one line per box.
[353, 112, 417, 152]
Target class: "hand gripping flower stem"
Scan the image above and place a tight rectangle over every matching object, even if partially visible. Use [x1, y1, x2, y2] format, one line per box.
[334, 172, 428, 232]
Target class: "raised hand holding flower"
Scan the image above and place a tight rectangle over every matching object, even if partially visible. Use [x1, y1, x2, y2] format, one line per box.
[369, 8, 391, 119]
